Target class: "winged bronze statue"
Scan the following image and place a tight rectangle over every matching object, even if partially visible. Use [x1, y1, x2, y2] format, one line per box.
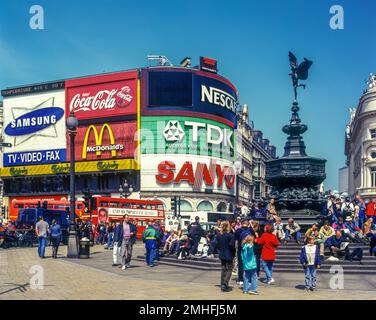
[289, 51, 313, 101]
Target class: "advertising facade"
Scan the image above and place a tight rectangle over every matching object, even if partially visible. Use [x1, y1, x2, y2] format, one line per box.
[141, 68, 238, 128]
[66, 70, 138, 121]
[141, 116, 234, 161]
[67, 121, 137, 161]
[141, 154, 236, 196]
[2, 89, 67, 167]
[0, 159, 139, 177]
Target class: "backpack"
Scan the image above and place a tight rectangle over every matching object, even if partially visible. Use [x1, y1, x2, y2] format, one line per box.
[346, 248, 363, 262]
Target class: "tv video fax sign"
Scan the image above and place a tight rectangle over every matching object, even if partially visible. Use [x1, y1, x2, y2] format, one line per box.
[2, 88, 67, 166]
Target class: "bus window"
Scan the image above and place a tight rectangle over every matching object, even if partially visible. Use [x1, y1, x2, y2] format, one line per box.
[77, 204, 83, 209]
[109, 202, 119, 208]
[120, 202, 131, 208]
[100, 201, 109, 207]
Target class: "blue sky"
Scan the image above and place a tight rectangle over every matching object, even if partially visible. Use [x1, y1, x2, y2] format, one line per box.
[1, 0, 375, 189]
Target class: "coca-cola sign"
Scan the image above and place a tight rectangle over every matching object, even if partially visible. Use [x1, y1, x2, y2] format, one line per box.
[66, 71, 137, 120]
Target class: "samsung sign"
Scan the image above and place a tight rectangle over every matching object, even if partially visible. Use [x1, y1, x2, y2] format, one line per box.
[2, 92, 67, 167]
[4, 107, 64, 136]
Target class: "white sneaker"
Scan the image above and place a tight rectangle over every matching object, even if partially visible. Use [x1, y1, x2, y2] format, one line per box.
[249, 291, 259, 295]
[267, 278, 275, 285]
[237, 281, 244, 286]
[121, 265, 126, 270]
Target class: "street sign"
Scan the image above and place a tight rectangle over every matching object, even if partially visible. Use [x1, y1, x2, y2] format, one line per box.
[0, 142, 12, 147]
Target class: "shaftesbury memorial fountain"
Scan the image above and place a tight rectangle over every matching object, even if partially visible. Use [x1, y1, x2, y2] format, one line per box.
[265, 52, 326, 217]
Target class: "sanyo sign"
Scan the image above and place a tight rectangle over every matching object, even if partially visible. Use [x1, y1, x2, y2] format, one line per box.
[200, 85, 237, 113]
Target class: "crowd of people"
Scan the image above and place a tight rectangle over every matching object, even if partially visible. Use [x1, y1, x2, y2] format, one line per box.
[2, 192, 376, 295]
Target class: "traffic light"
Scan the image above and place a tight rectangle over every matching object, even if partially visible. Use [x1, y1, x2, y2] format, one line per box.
[1, 206, 5, 216]
[82, 192, 92, 212]
[171, 196, 177, 216]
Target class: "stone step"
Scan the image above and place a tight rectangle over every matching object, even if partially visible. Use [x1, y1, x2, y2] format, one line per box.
[134, 258, 375, 274]
[272, 268, 375, 275]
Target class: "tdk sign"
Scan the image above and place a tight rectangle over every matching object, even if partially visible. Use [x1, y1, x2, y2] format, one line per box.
[5, 107, 64, 136]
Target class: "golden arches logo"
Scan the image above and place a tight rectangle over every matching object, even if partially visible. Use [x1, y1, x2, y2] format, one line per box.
[82, 124, 116, 159]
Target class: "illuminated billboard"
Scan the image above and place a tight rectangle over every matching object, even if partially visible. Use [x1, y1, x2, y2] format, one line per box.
[2, 89, 67, 166]
[141, 68, 238, 128]
[141, 116, 234, 161]
[67, 121, 137, 161]
[66, 70, 138, 121]
[140, 154, 236, 196]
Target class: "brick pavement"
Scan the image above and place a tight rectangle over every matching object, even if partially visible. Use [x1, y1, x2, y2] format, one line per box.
[0, 245, 375, 300]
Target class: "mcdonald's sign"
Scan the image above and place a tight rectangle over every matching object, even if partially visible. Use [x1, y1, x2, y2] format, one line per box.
[69, 121, 137, 161]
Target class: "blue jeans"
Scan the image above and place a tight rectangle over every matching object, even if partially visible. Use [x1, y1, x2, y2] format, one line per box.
[243, 269, 258, 292]
[237, 249, 244, 282]
[38, 237, 46, 258]
[285, 230, 301, 241]
[145, 239, 157, 266]
[305, 265, 317, 289]
[96, 231, 105, 244]
[359, 215, 365, 230]
[262, 260, 274, 282]
[107, 232, 114, 248]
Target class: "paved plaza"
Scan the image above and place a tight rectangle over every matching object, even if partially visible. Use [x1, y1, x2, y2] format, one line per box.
[0, 244, 375, 300]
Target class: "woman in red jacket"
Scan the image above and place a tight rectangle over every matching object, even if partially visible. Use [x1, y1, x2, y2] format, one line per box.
[255, 223, 279, 285]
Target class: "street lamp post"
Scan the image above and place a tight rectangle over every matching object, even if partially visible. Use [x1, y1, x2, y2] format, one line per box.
[66, 111, 79, 258]
[119, 179, 133, 198]
[234, 160, 242, 205]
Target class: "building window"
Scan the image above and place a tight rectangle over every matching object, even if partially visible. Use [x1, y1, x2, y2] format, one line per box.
[197, 201, 213, 212]
[371, 167, 376, 187]
[370, 128, 376, 139]
[371, 151, 376, 159]
[179, 200, 193, 212]
[217, 202, 227, 212]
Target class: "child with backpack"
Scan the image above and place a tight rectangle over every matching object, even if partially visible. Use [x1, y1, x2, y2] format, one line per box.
[241, 235, 258, 295]
[300, 236, 321, 291]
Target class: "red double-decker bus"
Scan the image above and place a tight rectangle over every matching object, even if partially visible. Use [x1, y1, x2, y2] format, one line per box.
[10, 199, 85, 222]
[82, 196, 165, 239]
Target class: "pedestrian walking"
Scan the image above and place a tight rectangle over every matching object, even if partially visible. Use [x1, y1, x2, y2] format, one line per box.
[142, 220, 158, 267]
[50, 219, 62, 259]
[234, 219, 253, 285]
[35, 216, 49, 258]
[300, 236, 321, 291]
[121, 215, 137, 270]
[213, 221, 235, 292]
[250, 220, 262, 277]
[241, 235, 258, 295]
[255, 223, 279, 285]
[112, 221, 122, 266]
